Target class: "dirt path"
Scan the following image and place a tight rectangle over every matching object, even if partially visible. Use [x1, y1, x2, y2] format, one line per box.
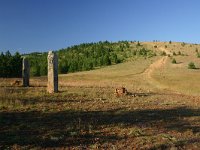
[142, 46, 172, 89]
[143, 56, 168, 80]
[159, 47, 171, 55]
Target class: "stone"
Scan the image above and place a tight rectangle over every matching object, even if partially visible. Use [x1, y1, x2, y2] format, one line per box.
[47, 51, 58, 93]
[12, 80, 21, 86]
[114, 87, 128, 96]
[22, 57, 30, 87]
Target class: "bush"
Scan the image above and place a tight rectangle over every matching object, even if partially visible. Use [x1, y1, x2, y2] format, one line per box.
[197, 52, 200, 58]
[181, 42, 186, 47]
[161, 51, 167, 56]
[173, 52, 176, 56]
[137, 41, 141, 46]
[188, 62, 196, 69]
[171, 58, 177, 64]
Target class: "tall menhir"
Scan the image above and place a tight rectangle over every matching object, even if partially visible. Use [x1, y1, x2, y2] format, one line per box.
[22, 57, 30, 87]
[47, 51, 58, 93]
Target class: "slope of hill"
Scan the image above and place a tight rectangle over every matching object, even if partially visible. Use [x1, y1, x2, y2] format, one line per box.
[56, 41, 200, 96]
[1, 41, 200, 149]
[26, 41, 156, 76]
[143, 41, 200, 95]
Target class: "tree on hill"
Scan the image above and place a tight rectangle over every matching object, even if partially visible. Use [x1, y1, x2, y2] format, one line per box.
[0, 51, 22, 77]
[1, 41, 157, 77]
[171, 58, 177, 64]
[188, 62, 196, 69]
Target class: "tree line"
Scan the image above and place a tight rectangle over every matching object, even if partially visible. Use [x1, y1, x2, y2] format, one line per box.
[0, 41, 156, 77]
[28, 41, 131, 76]
[0, 51, 22, 77]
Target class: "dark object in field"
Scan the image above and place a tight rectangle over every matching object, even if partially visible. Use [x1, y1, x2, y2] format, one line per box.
[22, 57, 30, 87]
[12, 80, 21, 86]
[115, 87, 128, 96]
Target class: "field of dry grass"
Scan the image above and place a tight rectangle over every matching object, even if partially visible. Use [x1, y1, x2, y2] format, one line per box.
[1, 41, 200, 149]
[145, 41, 200, 95]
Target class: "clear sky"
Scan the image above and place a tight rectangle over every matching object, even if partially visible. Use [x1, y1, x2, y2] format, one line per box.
[1, 0, 200, 53]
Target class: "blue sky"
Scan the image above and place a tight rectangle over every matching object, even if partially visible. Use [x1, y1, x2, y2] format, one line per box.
[0, 0, 200, 53]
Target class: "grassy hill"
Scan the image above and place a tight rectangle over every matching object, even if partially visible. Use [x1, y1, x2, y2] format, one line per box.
[1, 41, 200, 149]
[142, 41, 200, 95]
[26, 41, 156, 76]
[57, 41, 200, 96]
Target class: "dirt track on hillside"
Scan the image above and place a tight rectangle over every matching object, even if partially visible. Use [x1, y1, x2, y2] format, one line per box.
[143, 56, 167, 79]
[142, 47, 172, 89]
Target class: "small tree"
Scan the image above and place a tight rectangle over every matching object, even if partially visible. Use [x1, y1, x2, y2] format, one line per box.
[181, 42, 186, 47]
[137, 41, 141, 46]
[188, 62, 196, 69]
[197, 52, 200, 58]
[173, 52, 176, 56]
[161, 51, 167, 56]
[172, 58, 177, 64]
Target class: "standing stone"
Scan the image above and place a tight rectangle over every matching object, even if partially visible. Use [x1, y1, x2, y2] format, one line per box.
[47, 51, 58, 93]
[22, 57, 30, 87]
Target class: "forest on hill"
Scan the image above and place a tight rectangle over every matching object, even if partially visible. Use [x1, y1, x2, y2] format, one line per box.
[0, 41, 156, 77]
[0, 51, 22, 78]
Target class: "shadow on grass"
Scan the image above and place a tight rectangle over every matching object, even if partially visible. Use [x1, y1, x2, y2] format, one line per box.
[130, 92, 156, 97]
[0, 107, 200, 149]
[175, 62, 183, 64]
[149, 138, 200, 150]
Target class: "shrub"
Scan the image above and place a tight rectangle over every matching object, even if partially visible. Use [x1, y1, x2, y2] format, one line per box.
[161, 51, 167, 56]
[148, 51, 157, 57]
[172, 58, 177, 64]
[138, 48, 147, 55]
[178, 51, 181, 55]
[188, 62, 196, 69]
[181, 42, 186, 47]
[169, 41, 172, 44]
[196, 52, 200, 58]
[173, 52, 176, 56]
[137, 41, 141, 46]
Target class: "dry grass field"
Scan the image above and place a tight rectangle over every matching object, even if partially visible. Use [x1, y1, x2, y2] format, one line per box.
[1, 41, 200, 149]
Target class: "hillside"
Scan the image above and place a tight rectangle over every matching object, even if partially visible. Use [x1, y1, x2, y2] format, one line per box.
[26, 41, 156, 77]
[1, 41, 200, 149]
[143, 41, 200, 95]
[2, 40, 200, 95]
[57, 41, 200, 96]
